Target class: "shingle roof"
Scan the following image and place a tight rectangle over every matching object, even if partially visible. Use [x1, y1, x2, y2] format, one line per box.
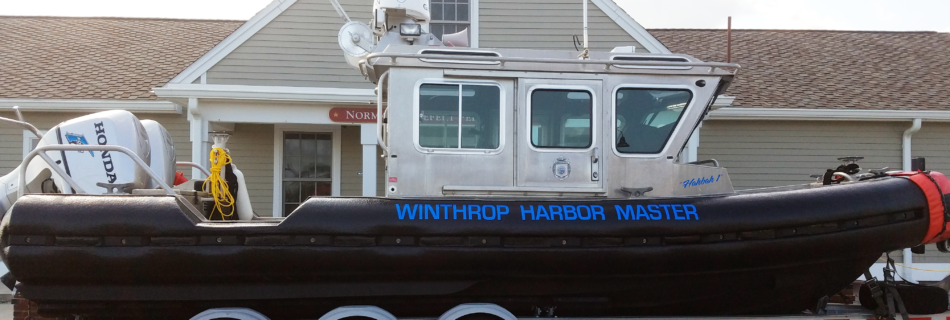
[0, 16, 242, 100]
[650, 29, 950, 110]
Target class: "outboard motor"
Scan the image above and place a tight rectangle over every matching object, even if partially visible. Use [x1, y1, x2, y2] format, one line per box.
[0, 110, 176, 214]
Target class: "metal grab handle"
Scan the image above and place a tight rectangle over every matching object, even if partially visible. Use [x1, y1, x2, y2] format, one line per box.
[19, 145, 175, 197]
[176, 161, 211, 177]
[365, 52, 741, 73]
[376, 70, 391, 155]
[832, 172, 855, 182]
[687, 159, 720, 168]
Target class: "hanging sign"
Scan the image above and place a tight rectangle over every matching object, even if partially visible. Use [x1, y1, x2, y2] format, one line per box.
[329, 107, 377, 123]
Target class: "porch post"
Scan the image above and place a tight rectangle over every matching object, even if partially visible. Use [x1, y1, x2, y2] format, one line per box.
[685, 123, 702, 163]
[360, 123, 378, 196]
[187, 98, 210, 179]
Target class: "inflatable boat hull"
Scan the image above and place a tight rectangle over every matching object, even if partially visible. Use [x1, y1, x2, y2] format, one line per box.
[0, 177, 939, 318]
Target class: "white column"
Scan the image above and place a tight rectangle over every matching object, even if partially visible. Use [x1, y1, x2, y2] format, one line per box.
[360, 123, 378, 196]
[187, 98, 210, 179]
[682, 123, 702, 164]
[901, 118, 922, 283]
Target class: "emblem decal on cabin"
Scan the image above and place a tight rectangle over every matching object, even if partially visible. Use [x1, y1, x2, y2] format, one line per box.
[553, 157, 571, 180]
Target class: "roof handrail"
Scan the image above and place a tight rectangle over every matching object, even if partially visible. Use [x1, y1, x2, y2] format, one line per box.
[365, 52, 740, 73]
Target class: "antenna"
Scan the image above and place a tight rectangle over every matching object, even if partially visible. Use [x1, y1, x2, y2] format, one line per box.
[329, 0, 351, 23]
[579, 0, 589, 59]
[726, 16, 732, 63]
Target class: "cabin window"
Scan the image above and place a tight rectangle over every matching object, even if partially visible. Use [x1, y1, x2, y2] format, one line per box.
[418, 83, 501, 150]
[282, 133, 332, 214]
[530, 89, 592, 148]
[614, 88, 692, 154]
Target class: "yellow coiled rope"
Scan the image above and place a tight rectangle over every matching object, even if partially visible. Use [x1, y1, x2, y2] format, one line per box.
[203, 147, 235, 220]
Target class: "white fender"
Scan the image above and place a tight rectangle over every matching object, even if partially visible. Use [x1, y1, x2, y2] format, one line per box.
[230, 163, 254, 220]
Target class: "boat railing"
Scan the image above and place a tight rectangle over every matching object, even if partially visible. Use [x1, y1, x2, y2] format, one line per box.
[687, 159, 721, 167]
[177, 161, 211, 177]
[365, 52, 741, 74]
[19, 144, 175, 197]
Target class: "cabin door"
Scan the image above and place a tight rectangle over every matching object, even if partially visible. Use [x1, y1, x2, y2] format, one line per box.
[516, 79, 604, 190]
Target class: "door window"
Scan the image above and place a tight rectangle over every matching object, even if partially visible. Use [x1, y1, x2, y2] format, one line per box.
[530, 89, 592, 148]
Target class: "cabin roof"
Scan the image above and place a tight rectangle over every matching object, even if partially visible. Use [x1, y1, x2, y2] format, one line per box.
[0, 16, 242, 100]
[650, 29, 950, 111]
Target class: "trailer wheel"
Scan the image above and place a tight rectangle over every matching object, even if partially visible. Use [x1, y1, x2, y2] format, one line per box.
[190, 307, 270, 320]
[437, 303, 517, 320]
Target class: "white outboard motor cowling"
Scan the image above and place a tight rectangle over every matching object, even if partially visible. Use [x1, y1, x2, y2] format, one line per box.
[140, 119, 176, 189]
[25, 110, 151, 194]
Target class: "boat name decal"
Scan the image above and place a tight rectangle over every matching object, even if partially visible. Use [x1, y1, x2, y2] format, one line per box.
[682, 175, 721, 188]
[395, 204, 697, 221]
[94, 122, 117, 183]
[614, 204, 698, 220]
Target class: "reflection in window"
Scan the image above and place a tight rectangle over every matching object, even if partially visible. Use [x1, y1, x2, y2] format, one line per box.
[615, 89, 692, 154]
[418, 83, 501, 150]
[283, 133, 332, 214]
[531, 89, 592, 148]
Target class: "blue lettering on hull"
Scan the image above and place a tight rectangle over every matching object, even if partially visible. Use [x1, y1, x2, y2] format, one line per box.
[396, 203, 698, 221]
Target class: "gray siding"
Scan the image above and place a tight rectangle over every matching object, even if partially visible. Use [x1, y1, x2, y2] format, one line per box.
[228, 123, 275, 217]
[207, 0, 375, 88]
[340, 126, 385, 196]
[480, 0, 644, 52]
[207, 0, 646, 87]
[914, 122, 950, 174]
[0, 111, 190, 174]
[698, 120, 903, 189]
[701, 119, 950, 264]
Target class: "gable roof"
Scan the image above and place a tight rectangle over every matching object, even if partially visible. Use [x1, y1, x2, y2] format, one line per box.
[165, 0, 669, 86]
[651, 29, 950, 111]
[0, 16, 242, 100]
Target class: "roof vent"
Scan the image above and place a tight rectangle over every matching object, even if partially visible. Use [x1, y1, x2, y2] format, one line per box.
[418, 49, 501, 65]
[610, 55, 691, 70]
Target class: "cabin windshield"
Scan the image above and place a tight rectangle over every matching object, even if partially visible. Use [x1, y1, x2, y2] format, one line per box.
[418, 83, 501, 150]
[615, 88, 692, 154]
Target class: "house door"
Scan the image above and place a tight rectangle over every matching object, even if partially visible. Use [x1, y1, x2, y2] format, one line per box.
[516, 79, 604, 190]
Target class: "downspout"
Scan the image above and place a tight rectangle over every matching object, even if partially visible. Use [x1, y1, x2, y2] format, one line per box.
[901, 118, 922, 282]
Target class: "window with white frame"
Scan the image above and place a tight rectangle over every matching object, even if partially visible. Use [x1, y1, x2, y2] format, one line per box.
[23, 130, 46, 158]
[430, 0, 470, 44]
[282, 133, 332, 214]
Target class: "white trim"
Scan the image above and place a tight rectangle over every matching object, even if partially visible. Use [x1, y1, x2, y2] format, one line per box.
[272, 124, 342, 217]
[0, 99, 181, 114]
[167, 0, 299, 85]
[470, 0, 479, 48]
[709, 107, 950, 121]
[154, 84, 376, 105]
[590, 0, 671, 54]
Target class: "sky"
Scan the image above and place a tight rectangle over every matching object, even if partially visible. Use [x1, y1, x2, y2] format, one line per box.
[0, 0, 949, 32]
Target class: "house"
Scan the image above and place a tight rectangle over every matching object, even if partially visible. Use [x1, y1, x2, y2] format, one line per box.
[1, 1, 948, 282]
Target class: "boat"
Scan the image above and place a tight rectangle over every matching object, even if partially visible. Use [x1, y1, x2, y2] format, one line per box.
[1, 1, 949, 319]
